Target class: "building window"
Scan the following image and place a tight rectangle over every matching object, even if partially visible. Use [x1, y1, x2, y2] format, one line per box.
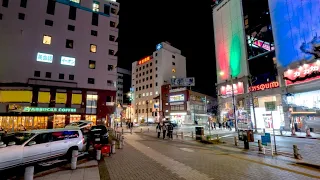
[89, 60, 96, 69]
[143, 86, 145, 90]
[139, 67, 141, 71]
[150, 69, 152, 73]
[172, 68, 176, 73]
[69, 6, 77, 20]
[34, 71, 40, 77]
[139, 87, 141, 90]
[59, 73, 64, 80]
[104, 5, 110, 15]
[91, 30, 98, 36]
[90, 44, 97, 53]
[150, 83, 153, 87]
[92, 13, 99, 26]
[88, 78, 95, 84]
[18, 13, 25, 20]
[107, 80, 114, 86]
[150, 76, 152, 80]
[146, 77, 149, 80]
[66, 39, 73, 49]
[43, 35, 52, 45]
[20, 0, 27, 8]
[68, 25, 75, 31]
[108, 65, 114, 71]
[143, 72, 145, 75]
[156, 74, 158, 78]
[143, 78, 145, 82]
[109, 35, 115, 41]
[150, 62, 152, 66]
[111, 8, 117, 14]
[0, 13, 2, 20]
[172, 55, 175, 59]
[172, 76, 176, 78]
[156, 60, 158, 64]
[93, 1, 99, 12]
[156, 82, 158, 86]
[86, 94, 97, 114]
[150, 92, 153, 96]
[45, 19, 53, 26]
[146, 85, 149, 89]
[45, 72, 51, 78]
[136, 69, 138, 72]
[46, 0, 56, 15]
[136, 80, 138, 84]
[156, 67, 158, 71]
[110, 21, 116, 27]
[155, 53, 157, 57]
[69, 74, 74, 80]
[2, 0, 9, 7]
[108, 49, 114, 55]
[172, 62, 175, 65]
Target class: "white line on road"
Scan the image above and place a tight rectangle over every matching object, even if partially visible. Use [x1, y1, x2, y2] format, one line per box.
[179, 148, 195, 153]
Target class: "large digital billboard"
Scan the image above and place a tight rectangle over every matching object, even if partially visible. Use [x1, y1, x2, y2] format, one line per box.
[269, 0, 320, 68]
[213, 0, 248, 83]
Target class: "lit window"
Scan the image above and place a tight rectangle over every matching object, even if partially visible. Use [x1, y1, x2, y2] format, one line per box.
[70, 0, 80, 3]
[150, 92, 153, 96]
[138, 102, 141, 105]
[89, 60, 96, 69]
[43, 35, 51, 45]
[90, 44, 97, 53]
[93, 1, 99, 12]
[172, 68, 176, 73]
[146, 93, 149, 96]
[172, 76, 176, 78]
[150, 100, 152, 103]
[143, 93, 145, 97]
[142, 101, 145, 104]
[155, 91, 158, 95]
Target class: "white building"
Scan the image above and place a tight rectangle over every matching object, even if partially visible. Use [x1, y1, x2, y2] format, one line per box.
[116, 67, 131, 105]
[131, 42, 187, 123]
[0, 0, 119, 130]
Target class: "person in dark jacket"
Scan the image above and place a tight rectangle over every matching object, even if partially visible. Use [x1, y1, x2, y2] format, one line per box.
[156, 123, 161, 138]
[168, 123, 174, 139]
[162, 124, 167, 139]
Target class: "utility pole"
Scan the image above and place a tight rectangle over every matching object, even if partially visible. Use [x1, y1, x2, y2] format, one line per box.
[146, 101, 149, 126]
[248, 75, 258, 132]
[230, 75, 238, 131]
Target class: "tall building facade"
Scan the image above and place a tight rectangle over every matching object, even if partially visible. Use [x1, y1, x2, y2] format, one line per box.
[131, 42, 187, 123]
[116, 67, 131, 105]
[0, 0, 119, 131]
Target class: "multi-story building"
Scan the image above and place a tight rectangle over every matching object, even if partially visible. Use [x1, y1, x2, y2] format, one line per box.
[161, 85, 216, 125]
[131, 42, 187, 123]
[116, 67, 131, 105]
[0, 0, 119, 131]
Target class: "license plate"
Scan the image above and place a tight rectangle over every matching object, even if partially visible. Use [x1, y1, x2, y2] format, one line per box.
[95, 138, 100, 141]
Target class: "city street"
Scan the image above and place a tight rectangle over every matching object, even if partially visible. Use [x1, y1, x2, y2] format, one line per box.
[104, 132, 320, 180]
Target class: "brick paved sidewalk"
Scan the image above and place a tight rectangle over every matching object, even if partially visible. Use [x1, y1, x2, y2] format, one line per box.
[34, 160, 100, 180]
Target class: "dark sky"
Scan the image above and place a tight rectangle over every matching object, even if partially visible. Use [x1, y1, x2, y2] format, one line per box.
[117, 0, 216, 96]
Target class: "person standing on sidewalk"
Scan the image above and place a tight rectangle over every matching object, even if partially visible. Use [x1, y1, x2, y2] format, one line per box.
[162, 123, 167, 139]
[168, 123, 173, 139]
[156, 123, 161, 138]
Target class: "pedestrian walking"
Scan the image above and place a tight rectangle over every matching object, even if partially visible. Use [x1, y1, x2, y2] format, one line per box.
[168, 123, 174, 139]
[162, 123, 167, 139]
[156, 123, 161, 138]
[213, 122, 216, 130]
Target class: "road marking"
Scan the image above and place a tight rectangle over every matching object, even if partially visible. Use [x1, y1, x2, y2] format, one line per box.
[179, 148, 194, 152]
[126, 136, 213, 180]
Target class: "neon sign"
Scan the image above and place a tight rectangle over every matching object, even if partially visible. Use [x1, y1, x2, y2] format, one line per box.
[169, 94, 185, 102]
[249, 82, 279, 92]
[284, 61, 320, 86]
[8, 106, 77, 113]
[37, 52, 53, 63]
[137, 56, 151, 65]
[61, 56, 76, 66]
[247, 36, 275, 52]
[156, 43, 162, 50]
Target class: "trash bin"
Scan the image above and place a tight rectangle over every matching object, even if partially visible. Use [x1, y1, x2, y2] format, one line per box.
[246, 130, 254, 142]
[195, 127, 204, 140]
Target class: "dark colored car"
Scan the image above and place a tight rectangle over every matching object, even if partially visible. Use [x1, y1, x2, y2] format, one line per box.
[89, 125, 109, 145]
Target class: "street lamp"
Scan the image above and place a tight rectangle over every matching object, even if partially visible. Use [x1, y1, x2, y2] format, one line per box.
[220, 71, 238, 131]
[127, 92, 133, 123]
[146, 101, 149, 126]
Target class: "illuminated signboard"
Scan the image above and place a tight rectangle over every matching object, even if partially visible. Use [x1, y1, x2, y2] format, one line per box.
[247, 36, 275, 52]
[156, 43, 162, 50]
[169, 94, 185, 102]
[220, 82, 244, 97]
[249, 82, 279, 92]
[269, 0, 320, 67]
[61, 56, 76, 66]
[8, 106, 77, 113]
[284, 61, 320, 86]
[137, 56, 151, 65]
[37, 52, 53, 63]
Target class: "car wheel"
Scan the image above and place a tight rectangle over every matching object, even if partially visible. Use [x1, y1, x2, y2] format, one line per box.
[66, 146, 79, 162]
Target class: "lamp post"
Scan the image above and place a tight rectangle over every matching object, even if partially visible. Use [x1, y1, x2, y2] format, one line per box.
[220, 71, 238, 131]
[127, 92, 133, 123]
[146, 101, 149, 126]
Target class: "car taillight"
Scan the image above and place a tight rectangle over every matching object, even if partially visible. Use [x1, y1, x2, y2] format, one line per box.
[82, 137, 85, 144]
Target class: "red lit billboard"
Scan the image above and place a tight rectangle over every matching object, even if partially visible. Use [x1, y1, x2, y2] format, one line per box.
[249, 82, 279, 92]
[220, 82, 244, 97]
[283, 61, 320, 86]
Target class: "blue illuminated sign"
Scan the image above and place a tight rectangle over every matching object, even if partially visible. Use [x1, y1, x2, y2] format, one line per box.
[156, 43, 162, 50]
[37, 52, 53, 63]
[269, 0, 320, 67]
[61, 56, 76, 66]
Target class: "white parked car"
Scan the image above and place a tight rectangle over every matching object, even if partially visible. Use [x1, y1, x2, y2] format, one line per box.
[0, 128, 85, 171]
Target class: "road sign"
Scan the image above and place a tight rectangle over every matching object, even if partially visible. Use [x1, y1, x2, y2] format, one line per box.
[261, 133, 271, 146]
[265, 101, 276, 111]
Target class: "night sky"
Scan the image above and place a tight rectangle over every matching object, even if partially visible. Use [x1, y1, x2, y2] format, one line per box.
[117, 0, 216, 96]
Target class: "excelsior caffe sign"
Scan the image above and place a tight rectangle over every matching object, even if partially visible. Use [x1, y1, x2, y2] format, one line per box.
[249, 82, 279, 92]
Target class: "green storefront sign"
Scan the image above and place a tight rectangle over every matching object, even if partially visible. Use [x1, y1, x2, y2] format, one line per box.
[22, 107, 77, 113]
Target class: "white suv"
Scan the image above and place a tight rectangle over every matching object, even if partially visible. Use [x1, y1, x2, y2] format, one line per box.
[0, 128, 84, 171]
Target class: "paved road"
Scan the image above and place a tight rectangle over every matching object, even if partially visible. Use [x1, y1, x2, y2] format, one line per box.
[105, 132, 320, 180]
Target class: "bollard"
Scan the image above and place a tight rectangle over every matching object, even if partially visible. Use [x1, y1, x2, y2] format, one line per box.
[148, 128, 150, 132]
[111, 140, 116, 154]
[306, 128, 311, 137]
[181, 132, 184, 139]
[176, 132, 179, 138]
[258, 140, 263, 152]
[24, 166, 34, 180]
[119, 139, 123, 149]
[121, 135, 125, 147]
[291, 127, 296, 135]
[191, 131, 194, 139]
[130, 128, 133, 134]
[263, 128, 266, 134]
[71, 150, 78, 170]
[293, 145, 302, 159]
[141, 128, 143, 133]
[122, 128, 124, 134]
[96, 149, 101, 161]
[262, 146, 266, 155]
[234, 136, 238, 146]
